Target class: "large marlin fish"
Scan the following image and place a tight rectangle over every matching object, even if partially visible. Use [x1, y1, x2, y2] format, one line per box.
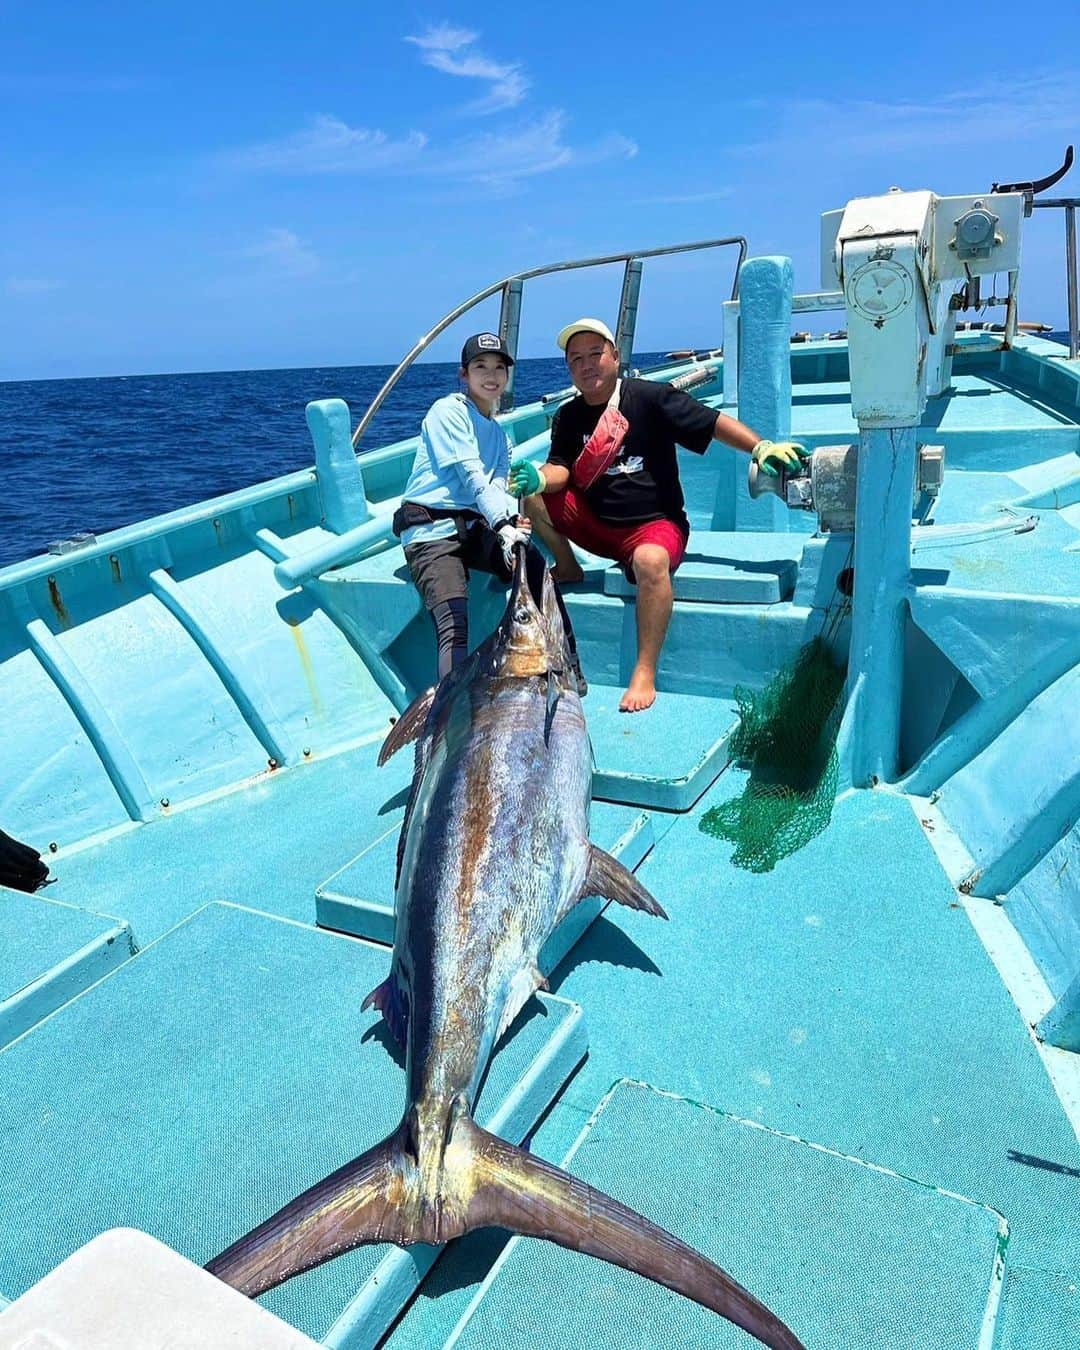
[207, 549, 804, 1350]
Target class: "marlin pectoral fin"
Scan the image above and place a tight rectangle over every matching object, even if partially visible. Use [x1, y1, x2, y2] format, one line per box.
[378, 685, 436, 766]
[495, 962, 548, 1042]
[466, 1124, 805, 1350]
[582, 844, 667, 918]
[206, 1127, 409, 1297]
[360, 973, 408, 1046]
[544, 671, 561, 745]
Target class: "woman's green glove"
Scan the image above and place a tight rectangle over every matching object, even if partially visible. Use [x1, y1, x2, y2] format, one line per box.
[751, 440, 809, 478]
[509, 459, 545, 496]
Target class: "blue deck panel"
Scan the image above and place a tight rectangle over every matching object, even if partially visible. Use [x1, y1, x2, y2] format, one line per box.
[996, 1264, 1080, 1350]
[603, 530, 804, 605]
[588, 686, 737, 809]
[536, 789, 1079, 1272]
[446, 1081, 1006, 1350]
[913, 513, 1080, 597]
[0, 888, 136, 1048]
[0, 902, 587, 1347]
[43, 741, 414, 944]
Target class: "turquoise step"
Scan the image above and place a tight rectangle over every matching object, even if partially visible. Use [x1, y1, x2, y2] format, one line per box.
[445, 1080, 1008, 1350]
[0, 888, 136, 1049]
[589, 686, 736, 809]
[0, 902, 586, 1348]
[603, 531, 804, 605]
[316, 801, 653, 955]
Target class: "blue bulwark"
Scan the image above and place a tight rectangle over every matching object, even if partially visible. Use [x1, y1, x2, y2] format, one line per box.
[0, 902, 587, 1348]
[445, 1080, 1008, 1349]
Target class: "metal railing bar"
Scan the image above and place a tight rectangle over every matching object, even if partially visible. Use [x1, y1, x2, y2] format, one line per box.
[1031, 198, 1079, 359]
[351, 235, 747, 448]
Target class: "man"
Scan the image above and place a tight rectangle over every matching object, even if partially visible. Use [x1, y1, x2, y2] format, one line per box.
[509, 318, 804, 713]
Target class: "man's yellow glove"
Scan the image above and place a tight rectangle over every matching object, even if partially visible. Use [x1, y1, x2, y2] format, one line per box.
[751, 440, 809, 478]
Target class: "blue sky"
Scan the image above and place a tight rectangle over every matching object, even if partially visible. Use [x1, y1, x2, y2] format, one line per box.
[3, 1, 1078, 379]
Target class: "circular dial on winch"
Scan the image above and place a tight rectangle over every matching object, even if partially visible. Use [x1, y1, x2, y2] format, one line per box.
[847, 258, 914, 323]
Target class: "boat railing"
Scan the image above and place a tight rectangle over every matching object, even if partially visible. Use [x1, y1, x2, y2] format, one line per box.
[350, 235, 747, 446]
[1030, 196, 1079, 359]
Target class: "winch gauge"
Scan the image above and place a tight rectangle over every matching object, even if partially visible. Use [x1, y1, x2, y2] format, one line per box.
[847, 259, 914, 324]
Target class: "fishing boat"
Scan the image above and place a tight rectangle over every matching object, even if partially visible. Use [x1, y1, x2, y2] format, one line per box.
[1, 156, 1078, 1348]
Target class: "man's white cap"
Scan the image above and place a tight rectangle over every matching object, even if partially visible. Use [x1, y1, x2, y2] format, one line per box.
[556, 317, 616, 351]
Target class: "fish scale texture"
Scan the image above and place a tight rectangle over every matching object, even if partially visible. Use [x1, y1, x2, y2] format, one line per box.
[996, 1265, 1080, 1349]
[0, 902, 580, 1342]
[449, 1082, 1004, 1349]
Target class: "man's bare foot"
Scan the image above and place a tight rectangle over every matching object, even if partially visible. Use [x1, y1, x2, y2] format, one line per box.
[619, 668, 657, 713]
[549, 563, 585, 585]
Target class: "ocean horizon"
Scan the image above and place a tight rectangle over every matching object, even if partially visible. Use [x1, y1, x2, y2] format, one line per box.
[0, 336, 1071, 570]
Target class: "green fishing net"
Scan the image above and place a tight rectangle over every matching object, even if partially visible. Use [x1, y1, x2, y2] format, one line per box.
[701, 637, 846, 872]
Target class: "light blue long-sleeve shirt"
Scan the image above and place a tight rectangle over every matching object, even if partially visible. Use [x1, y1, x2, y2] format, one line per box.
[400, 393, 517, 547]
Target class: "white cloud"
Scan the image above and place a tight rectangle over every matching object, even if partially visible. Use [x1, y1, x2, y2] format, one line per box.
[638, 188, 733, 206]
[217, 115, 427, 174]
[403, 24, 476, 53]
[216, 111, 636, 190]
[405, 24, 529, 113]
[433, 112, 637, 187]
[736, 70, 1080, 162]
[243, 228, 320, 277]
[6, 277, 63, 295]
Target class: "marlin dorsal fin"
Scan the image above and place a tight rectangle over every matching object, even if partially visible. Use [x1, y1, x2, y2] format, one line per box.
[582, 844, 667, 918]
[378, 685, 436, 766]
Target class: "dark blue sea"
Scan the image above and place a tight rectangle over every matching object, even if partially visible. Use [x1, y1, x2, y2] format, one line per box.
[0, 337, 1070, 570]
[0, 356, 673, 570]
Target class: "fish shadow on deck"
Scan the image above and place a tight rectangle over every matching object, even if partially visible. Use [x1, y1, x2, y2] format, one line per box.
[361, 1017, 406, 1069]
[546, 915, 662, 994]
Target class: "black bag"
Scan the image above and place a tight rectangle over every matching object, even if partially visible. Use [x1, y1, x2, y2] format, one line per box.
[0, 828, 49, 893]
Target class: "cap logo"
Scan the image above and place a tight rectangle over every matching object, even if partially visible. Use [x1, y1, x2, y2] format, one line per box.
[477, 333, 500, 349]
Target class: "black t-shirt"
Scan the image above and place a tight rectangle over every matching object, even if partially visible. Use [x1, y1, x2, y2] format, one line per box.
[548, 378, 717, 532]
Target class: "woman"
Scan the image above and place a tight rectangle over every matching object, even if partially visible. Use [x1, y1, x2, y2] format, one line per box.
[394, 332, 583, 687]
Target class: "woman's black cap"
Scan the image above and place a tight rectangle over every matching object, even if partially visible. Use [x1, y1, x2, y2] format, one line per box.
[461, 332, 514, 367]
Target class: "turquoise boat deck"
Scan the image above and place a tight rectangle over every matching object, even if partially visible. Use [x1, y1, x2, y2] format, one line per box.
[1, 330, 1078, 1346]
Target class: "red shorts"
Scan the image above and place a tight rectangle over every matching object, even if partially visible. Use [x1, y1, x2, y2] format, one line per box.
[545, 486, 688, 579]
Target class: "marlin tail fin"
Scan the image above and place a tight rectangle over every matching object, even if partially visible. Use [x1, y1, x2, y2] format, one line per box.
[205, 1125, 410, 1296]
[465, 1124, 804, 1350]
[207, 1119, 803, 1350]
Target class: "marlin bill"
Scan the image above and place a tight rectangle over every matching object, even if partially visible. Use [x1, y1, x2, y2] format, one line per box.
[206, 546, 804, 1350]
